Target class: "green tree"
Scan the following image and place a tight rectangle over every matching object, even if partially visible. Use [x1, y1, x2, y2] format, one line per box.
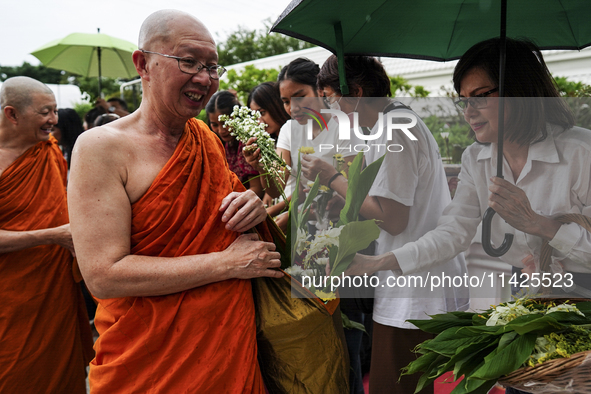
[217, 19, 314, 66]
[555, 76, 591, 97]
[390, 75, 430, 98]
[1, 61, 138, 108]
[73, 102, 94, 123]
[0, 62, 64, 84]
[219, 65, 280, 104]
[554, 76, 591, 129]
[72, 76, 126, 102]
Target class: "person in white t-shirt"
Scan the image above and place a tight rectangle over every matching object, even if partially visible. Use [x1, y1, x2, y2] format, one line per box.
[244, 58, 362, 229]
[301, 54, 468, 394]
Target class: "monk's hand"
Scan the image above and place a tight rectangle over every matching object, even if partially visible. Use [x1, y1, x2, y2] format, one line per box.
[51, 223, 76, 257]
[225, 233, 283, 279]
[243, 137, 263, 172]
[220, 190, 267, 232]
[300, 154, 337, 185]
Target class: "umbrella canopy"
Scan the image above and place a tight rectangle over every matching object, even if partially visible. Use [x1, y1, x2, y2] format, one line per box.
[271, 0, 591, 257]
[31, 31, 137, 96]
[272, 0, 591, 62]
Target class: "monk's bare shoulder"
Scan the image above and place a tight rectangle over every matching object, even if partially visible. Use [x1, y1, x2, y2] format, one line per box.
[72, 114, 180, 203]
[75, 115, 140, 155]
[73, 117, 137, 182]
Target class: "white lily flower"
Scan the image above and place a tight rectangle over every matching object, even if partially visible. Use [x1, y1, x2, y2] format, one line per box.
[486, 302, 534, 326]
[547, 304, 585, 316]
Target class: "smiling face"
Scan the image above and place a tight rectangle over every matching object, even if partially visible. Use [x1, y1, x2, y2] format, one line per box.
[249, 99, 281, 136]
[459, 67, 500, 144]
[279, 79, 322, 126]
[143, 14, 219, 121]
[20, 92, 58, 143]
[208, 110, 233, 142]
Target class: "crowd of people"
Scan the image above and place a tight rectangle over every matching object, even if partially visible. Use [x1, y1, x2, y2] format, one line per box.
[1, 8, 590, 394]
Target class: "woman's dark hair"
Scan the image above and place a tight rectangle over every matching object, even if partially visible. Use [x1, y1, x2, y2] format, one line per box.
[277, 57, 320, 91]
[84, 106, 106, 129]
[247, 82, 290, 133]
[317, 55, 392, 98]
[205, 90, 240, 116]
[453, 37, 574, 145]
[94, 113, 120, 127]
[56, 108, 84, 167]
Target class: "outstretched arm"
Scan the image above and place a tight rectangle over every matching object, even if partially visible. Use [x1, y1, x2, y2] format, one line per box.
[300, 154, 410, 236]
[0, 224, 74, 255]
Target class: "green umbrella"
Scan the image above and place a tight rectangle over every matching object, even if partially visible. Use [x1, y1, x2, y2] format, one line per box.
[31, 29, 137, 97]
[271, 0, 591, 257]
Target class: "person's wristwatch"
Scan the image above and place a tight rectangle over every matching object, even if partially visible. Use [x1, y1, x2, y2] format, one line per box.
[108, 106, 116, 113]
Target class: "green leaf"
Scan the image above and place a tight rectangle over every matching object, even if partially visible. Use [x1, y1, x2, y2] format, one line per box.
[337, 153, 385, 226]
[327, 253, 354, 281]
[301, 173, 320, 216]
[425, 325, 485, 344]
[468, 333, 537, 381]
[452, 340, 500, 378]
[414, 354, 449, 393]
[422, 335, 491, 357]
[497, 331, 518, 351]
[329, 220, 381, 277]
[289, 153, 302, 226]
[408, 313, 477, 334]
[574, 301, 591, 315]
[505, 314, 569, 336]
[442, 311, 479, 320]
[451, 379, 496, 394]
[341, 311, 366, 332]
[403, 352, 441, 375]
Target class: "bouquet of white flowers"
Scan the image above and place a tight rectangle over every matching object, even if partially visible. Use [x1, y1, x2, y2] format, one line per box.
[219, 105, 289, 198]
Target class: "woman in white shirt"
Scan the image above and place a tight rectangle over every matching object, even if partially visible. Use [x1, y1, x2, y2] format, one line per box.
[346, 38, 591, 394]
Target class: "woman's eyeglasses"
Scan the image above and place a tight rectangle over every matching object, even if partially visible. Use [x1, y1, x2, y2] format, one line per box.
[454, 87, 499, 111]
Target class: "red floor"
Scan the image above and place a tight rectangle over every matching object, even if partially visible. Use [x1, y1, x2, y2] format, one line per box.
[362, 372, 506, 394]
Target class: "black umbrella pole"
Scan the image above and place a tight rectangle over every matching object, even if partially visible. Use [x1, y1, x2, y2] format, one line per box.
[97, 46, 102, 98]
[482, 0, 513, 257]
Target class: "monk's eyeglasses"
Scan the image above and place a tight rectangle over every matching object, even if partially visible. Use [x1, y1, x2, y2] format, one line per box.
[140, 50, 226, 80]
[454, 87, 499, 112]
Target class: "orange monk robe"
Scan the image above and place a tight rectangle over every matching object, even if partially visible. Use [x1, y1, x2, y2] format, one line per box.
[0, 137, 94, 393]
[89, 119, 265, 394]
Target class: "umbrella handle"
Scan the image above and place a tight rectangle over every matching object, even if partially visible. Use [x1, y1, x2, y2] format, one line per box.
[482, 207, 513, 257]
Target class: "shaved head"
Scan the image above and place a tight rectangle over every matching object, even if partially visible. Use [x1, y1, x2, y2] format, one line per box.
[138, 9, 214, 50]
[0, 76, 54, 112]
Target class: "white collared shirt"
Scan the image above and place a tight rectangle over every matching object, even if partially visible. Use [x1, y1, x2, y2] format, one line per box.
[365, 102, 469, 328]
[394, 124, 591, 275]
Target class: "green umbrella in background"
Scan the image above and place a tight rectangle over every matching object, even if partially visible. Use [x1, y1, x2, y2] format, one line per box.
[31, 29, 137, 97]
[271, 0, 591, 257]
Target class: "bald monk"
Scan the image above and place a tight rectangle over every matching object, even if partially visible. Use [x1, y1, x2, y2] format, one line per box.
[0, 76, 93, 392]
[68, 9, 283, 393]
